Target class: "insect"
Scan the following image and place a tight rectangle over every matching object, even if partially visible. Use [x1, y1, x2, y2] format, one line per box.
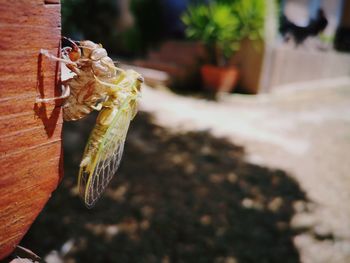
[37, 38, 143, 207]
[38, 38, 121, 121]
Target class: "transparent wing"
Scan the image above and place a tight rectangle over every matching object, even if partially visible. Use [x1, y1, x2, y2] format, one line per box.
[78, 106, 133, 208]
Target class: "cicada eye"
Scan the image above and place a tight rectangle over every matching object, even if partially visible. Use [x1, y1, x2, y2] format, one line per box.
[137, 76, 144, 83]
[69, 47, 81, 61]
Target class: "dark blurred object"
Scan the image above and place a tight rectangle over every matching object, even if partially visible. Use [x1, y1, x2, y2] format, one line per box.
[123, 0, 195, 55]
[122, 0, 165, 55]
[280, 8, 328, 45]
[161, 0, 187, 38]
[334, 26, 350, 52]
[334, 0, 350, 52]
[62, 0, 121, 54]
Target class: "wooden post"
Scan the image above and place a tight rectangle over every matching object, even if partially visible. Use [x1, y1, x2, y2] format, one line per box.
[0, 0, 62, 259]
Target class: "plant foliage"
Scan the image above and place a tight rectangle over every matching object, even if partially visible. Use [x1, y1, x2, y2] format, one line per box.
[181, 0, 265, 65]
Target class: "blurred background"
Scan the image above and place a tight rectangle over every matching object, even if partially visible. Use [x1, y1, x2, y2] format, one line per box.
[16, 0, 350, 262]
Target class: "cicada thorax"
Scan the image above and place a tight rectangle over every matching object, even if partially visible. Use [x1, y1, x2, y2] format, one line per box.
[62, 42, 119, 121]
[62, 67, 103, 121]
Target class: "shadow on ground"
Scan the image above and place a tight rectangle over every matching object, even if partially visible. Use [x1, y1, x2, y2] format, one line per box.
[21, 112, 308, 263]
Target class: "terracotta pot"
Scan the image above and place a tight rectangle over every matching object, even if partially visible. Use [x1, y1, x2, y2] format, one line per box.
[200, 64, 239, 93]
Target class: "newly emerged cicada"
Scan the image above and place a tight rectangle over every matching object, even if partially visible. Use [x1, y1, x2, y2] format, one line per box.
[37, 38, 143, 207]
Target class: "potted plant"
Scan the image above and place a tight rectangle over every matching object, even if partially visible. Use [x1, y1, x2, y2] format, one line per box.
[181, 0, 265, 93]
[181, 2, 241, 92]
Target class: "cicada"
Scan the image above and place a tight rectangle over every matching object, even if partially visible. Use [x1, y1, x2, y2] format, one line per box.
[39, 38, 121, 121]
[37, 38, 143, 207]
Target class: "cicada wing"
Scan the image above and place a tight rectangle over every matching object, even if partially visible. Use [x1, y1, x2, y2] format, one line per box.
[78, 107, 133, 208]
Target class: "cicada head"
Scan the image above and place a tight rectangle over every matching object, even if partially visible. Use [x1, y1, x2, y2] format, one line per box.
[137, 75, 144, 84]
[126, 70, 144, 92]
[68, 45, 81, 62]
[62, 37, 81, 62]
[136, 76, 144, 92]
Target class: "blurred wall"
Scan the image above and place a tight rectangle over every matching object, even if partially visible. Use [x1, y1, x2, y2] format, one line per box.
[259, 0, 350, 92]
[232, 39, 265, 94]
[265, 47, 350, 90]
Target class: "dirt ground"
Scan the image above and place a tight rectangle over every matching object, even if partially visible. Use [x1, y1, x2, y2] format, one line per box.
[140, 78, 350, 263]
[15, 78, 350, 263]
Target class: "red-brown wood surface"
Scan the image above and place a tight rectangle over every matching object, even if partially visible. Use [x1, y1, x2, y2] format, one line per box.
[0, 0, 62, 259]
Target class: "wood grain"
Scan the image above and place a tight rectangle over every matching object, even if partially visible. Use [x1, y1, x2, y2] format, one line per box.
[0, 0, 62, 259]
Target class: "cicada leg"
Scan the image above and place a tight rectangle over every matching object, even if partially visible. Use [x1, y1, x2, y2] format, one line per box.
[40, 49, 77, 66]
[91, 103, 104, 111]
[36, 48, 78, 104]
[35, 82, 71, 104]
